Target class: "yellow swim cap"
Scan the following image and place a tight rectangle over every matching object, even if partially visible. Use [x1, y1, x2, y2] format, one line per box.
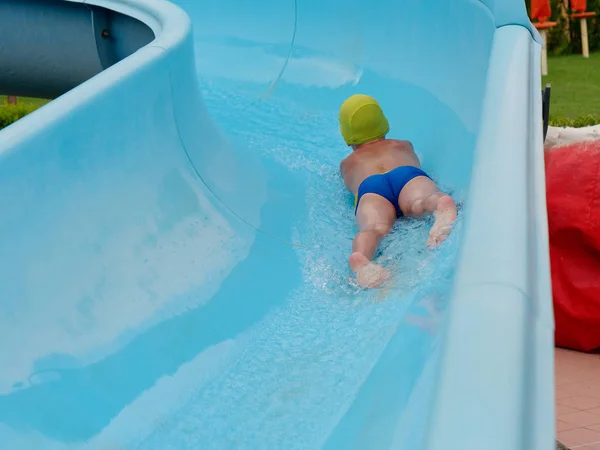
[339, 94, 389, 146]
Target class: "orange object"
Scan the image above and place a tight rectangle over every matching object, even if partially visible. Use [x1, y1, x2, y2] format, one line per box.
[531, 0, 552, 22]
[571, 11, 597, 18]
[530, 0, 557, 76]
[534, 21, 558, 30]
[569, 2, 596, 59]
[570, 0, 588, 12]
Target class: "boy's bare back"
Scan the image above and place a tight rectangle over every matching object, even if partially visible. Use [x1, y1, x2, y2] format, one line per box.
[338, 94, 458, 288]
[340, 139, 421, 195]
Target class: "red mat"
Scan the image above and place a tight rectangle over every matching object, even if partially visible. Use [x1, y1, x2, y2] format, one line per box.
[546, 139, 600, 351]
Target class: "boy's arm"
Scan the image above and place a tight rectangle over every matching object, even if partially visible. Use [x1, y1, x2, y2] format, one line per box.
[339, 157, 354, 192]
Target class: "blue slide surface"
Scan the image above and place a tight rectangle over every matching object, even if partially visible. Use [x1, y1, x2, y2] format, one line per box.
[0, 0, 554, 449]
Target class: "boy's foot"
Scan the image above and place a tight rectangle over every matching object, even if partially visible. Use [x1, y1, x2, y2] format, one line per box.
[427, 195, 457, 248]
[349, 252, 389, 288]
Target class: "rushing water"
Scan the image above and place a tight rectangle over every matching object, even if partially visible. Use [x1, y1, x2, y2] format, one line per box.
[136, 77, 467, 449]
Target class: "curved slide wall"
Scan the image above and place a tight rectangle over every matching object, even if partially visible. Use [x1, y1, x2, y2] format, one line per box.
[0, 0, 553, 449]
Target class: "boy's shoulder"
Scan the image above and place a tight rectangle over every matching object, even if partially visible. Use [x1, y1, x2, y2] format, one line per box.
[340, 151, 360, 174]
[385, 138, 414, 150]
[340, 153, 352, 171]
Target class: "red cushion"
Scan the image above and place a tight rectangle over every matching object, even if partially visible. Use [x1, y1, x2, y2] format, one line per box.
[546, 140, 600, 351]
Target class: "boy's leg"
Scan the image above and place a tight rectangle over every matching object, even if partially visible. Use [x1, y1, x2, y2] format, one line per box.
[350, 193, 396, 287]
[398, 176, 457, 247]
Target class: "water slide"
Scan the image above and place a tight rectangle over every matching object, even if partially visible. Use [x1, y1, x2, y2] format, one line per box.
[0, 0, 554, 448]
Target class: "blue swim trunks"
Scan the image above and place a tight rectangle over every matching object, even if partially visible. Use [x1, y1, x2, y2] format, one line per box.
[354, 166, 431, 217]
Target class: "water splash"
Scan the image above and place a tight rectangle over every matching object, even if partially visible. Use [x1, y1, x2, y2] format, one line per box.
[130, 80, 466, 449]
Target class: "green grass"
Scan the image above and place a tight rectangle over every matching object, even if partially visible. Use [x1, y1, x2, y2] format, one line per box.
[543, 52, 600, 126]
[0, 96, 49, 131]
[0, 96, 49, 108]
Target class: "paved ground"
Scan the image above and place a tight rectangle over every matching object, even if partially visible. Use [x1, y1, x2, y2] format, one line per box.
[555, 348, 600, 449]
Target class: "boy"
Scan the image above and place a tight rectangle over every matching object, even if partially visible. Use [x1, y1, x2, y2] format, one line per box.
[339, 94, 457, 288]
